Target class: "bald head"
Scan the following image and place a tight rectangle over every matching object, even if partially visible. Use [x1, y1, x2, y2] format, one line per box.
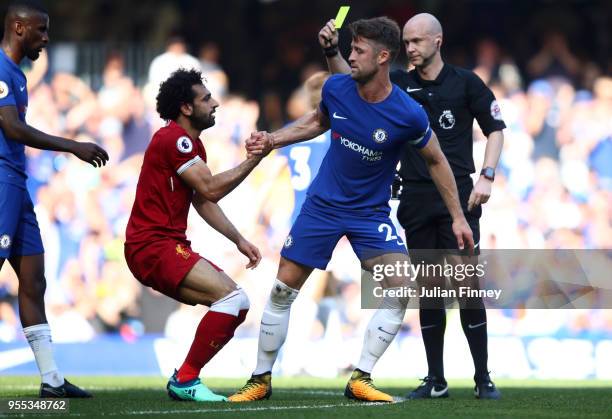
[402, 13, 444, 70]
[404, 13, 443, 37]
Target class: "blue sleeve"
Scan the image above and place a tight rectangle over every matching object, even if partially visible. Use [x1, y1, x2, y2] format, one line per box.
[407, 103, 432, 149]
[318, 101, 328, 117]
[318, 77, 332, 118]
[0, 68, 16, 108]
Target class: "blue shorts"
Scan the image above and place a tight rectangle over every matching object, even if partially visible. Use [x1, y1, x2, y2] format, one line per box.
[281, 197, 407, 270]
[0, 183, 44, 259]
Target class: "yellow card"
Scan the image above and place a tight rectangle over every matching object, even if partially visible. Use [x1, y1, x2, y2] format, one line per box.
[334, 6, 350, 29]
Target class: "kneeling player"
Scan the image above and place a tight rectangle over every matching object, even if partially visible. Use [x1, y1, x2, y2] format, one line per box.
[229, 17, 473, 403]
[124, 69, 271, 402]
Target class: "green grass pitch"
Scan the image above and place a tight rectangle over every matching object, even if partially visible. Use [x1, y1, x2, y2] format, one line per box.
[1, 376, 611, 418]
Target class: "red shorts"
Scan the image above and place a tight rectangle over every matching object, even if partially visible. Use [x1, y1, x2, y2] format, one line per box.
[124, 239, 222, 301]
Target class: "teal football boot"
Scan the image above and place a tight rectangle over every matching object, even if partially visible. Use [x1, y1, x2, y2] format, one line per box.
[167, 370, 227, 402]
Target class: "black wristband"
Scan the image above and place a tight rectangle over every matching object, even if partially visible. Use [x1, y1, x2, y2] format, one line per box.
[323, 46, 338, 57]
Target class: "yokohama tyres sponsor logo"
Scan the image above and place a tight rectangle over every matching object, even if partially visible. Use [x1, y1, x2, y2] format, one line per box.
[332, 131, 383, 162]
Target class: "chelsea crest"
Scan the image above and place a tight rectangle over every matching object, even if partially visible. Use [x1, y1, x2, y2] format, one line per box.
[372, 128, 388, 143]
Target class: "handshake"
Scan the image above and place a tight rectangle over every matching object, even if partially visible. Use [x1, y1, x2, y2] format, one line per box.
[246, 131, 275, 159]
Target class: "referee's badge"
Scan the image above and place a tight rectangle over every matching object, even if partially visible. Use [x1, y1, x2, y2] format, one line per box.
[0, 234, 11, 249]
[490, 100, 503, 121]
[372, 128, 388, 143]
[176, 136, 193, 154]
[439, 109, 455, 129]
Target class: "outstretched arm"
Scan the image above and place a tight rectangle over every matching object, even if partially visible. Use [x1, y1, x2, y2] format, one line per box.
[417, 131, 474, 251]
[180, 151, 268, 203]
[318, 19, 351, 74]
[272, 107, 330, 149]
[192, 194, 261, 268]
[0, 106, 108, 167]
[246, 107, 330, 156]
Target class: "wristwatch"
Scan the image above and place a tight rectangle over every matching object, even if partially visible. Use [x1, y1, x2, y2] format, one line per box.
[480, 167, 495, 181]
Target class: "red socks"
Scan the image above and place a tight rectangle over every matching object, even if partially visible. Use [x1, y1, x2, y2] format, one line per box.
[176, 309, 248, 383]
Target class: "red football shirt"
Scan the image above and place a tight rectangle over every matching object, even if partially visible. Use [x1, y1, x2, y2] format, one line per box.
[126, 121, 207, 246]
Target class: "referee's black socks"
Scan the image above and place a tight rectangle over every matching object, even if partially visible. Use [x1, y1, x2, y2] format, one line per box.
[459, 302, 489, 380]
[419, 298, 489, 382]
[419, 301, 446, 381]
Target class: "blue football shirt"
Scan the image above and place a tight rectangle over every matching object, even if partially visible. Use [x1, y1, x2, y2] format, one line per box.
[0, 49, 28, 188]
[279, 130, 330, 222]
[308, 74, 431, 213]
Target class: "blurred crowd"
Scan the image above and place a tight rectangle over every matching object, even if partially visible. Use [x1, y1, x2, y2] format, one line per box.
[0, 32, 610, 354]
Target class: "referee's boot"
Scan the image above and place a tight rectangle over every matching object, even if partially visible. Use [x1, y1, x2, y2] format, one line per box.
[474, 372, 501, 400]
[40, 378, 93, 398]
[407, 375, 449, 399]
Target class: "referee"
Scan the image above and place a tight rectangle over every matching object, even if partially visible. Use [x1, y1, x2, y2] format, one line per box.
[319, 12, 505, 400]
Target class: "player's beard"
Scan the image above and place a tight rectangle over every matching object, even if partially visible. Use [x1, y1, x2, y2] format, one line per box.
[26, 49, 41, 60]
[25, 42, 44, 61]
[351, 62, 377, 85]
[189, 110, 215, 131]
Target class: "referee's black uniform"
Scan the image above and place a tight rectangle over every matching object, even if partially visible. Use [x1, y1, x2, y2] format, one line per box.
[391, 64, 505, 250]
[390, 64, 506, 393]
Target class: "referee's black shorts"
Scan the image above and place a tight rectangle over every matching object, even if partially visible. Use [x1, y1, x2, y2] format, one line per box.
[397, 176, 481, 257]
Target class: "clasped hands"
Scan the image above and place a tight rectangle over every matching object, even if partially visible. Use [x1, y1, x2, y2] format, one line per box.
[245, 131, 275, 159]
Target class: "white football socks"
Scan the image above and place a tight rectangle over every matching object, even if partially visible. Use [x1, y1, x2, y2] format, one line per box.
[209, 287, 250, 316]
[357, 289, 407, 373]
[23, 324, 65, 387]
[253, 279, 299, 375]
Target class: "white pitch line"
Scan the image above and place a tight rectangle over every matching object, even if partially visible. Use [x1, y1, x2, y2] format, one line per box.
[1, 387, 399, 417]
[19, 401, 391, 417]
[103, 402, 390, 416]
